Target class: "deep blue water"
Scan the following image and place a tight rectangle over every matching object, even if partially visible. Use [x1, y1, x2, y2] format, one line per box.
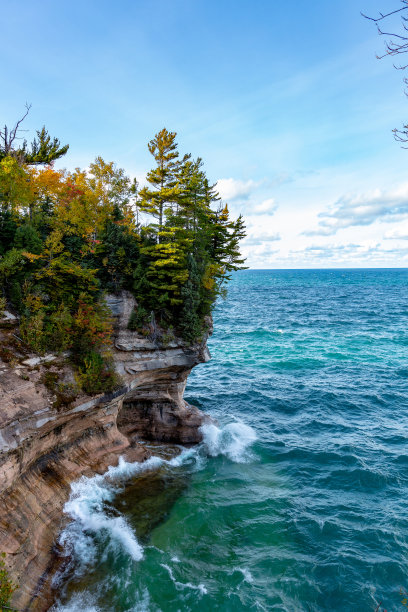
[55, 269, 408, 611]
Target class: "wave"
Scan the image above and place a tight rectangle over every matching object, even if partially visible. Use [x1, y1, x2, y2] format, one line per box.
[60, 455, 167, 569]
[53, 418, 257, 609]
[200, 422, 257, 463]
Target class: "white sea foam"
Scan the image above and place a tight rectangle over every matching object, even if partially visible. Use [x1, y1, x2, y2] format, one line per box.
[234, 566, 254, 583]
[55, 421, 255, 607]
[161, 563, 207, 595]
[53, 588, 152, 612]
[200, 421, 257, 463]
[59, 449, 200, 572]
[52, 591, 101, 611]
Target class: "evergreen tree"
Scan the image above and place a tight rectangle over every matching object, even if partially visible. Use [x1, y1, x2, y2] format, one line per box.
[13, 224, 43, 254]
[139, 226, 191, 312]
[178, 253, 204, 342]
[0, 105, 68, 164]
[23, 126, 69, 165]
[95, 207, 140, 293]
[138, 129, 183, 232]
[0, 208, 17, 255]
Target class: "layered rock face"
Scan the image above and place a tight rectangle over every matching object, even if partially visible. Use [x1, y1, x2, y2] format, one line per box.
[0, 292, 211, 610]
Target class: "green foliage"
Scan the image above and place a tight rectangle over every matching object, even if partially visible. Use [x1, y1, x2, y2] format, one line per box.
[0, 249, 25, 284]
[75, 351, 119, 394]
[0, 156, 32, 213]
[23, 126, 69, 165]
[161, 325, 176, 346]
[39, 371, 78, 409]
[1, 124, 247, 367]
[178, 254, 204, 342]
[70, 296, 113, 357]
[95, 218, 140, 292]
[0, 209, 17, 255]
[138, 128, 184, 230]
[20, 309, 47, 354]
[0, 297, 6, 317]
[13, 223, 43, 254]
[0, 552, 18, 610]
[48, 304, 73, 352]
[128, 306, 149, 332]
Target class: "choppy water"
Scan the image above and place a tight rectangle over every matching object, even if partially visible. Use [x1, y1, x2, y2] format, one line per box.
[53, 269, 408, 611]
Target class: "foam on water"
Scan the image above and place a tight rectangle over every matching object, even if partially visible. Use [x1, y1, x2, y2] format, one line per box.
[53, 592, 101, 612]
[54, 589, 152, 612]
[60, 455, 168, 564]
[53, 419, 257, 609]
[160, 563, 208, 595]
[59, 423, 256, 563]
[53, 270, 408, 611]
[233, 567, 254, 583]
[200, 421, 257, 462]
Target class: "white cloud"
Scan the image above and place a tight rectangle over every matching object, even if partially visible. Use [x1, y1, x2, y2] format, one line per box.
[304, 183, 408, 236]
[289, 242, 408, 263]
[216, 178, 258, 201]
[244, 231, 281, 246]
[251, 198, 278, 215]
[384, 221, 408, 240]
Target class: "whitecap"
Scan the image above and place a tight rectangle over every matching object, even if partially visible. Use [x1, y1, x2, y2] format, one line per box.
[59, 447, 202, 573]
[234, 566, 254, 583]
[62, 472, 143, 562]
[200, 421, 257, 463]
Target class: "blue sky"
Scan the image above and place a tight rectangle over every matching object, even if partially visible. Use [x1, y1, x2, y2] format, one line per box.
[2, 0, 408, 267]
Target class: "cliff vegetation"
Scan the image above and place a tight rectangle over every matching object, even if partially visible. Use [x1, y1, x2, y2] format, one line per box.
[0, 111, 246, 394]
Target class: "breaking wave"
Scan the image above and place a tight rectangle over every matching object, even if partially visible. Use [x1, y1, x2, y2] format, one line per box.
[200, 421, 257, 462]
[52, 419, 257, 610]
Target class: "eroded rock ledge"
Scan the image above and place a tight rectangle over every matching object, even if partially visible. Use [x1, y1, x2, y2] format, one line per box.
[0, 291, 212, 611]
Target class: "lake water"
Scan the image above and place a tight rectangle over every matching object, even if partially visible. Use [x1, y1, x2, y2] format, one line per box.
[53, 269, 408, 611]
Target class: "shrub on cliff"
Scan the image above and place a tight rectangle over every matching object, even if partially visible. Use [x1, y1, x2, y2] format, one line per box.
[0, 552, 18, 611]
[74, 350, 120, 394]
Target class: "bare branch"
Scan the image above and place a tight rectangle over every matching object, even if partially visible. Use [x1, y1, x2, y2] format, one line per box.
[361, 5, 408, 23]
[363, 2, 408, 145]
[0, 103, 31, 156]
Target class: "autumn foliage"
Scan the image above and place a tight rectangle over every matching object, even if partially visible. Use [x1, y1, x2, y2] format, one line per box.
[0, 125, 246, 389]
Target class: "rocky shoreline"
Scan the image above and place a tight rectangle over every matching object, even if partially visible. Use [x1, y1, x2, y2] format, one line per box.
[0, 292, 212, 611]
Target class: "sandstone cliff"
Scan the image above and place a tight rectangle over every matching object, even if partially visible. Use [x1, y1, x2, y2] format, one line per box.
[0, 292, 211, 610]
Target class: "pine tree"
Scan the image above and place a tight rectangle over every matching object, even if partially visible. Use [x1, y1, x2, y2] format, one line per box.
[139, 226, 192, 313]
[138, 129, 183, 233]
[13, 224, 43, 254]
[175, 157, 210, 233]
[207, 204, 248, 292]
[23, 127, 69, 165]
[178, 254, 204, 342]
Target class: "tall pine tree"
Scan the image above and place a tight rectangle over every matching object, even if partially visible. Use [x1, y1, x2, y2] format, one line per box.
[138, 129, 182, 233]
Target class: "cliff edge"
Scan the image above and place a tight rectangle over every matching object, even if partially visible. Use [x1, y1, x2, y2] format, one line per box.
[0, 291, 212, 610]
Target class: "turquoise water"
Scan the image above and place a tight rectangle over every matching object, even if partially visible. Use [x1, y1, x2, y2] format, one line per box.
[54, 269, 408, 611]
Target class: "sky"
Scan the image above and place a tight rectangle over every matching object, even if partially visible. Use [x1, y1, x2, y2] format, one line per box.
[2, 0, 408, 268]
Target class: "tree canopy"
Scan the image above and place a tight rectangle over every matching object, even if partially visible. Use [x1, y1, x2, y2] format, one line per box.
[0, 121, 247, 391]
